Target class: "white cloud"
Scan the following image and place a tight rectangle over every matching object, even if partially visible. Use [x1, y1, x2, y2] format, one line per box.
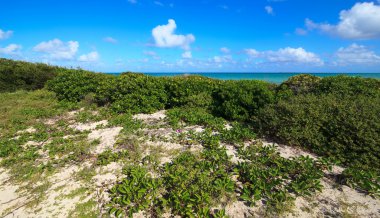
[33, 39, 79, 60]
[244, 47, 323, 65]
[212, 55, 233, 63]
[103, 37, 118, 44]
[266, 47, 323, 65]
[152, 19, 195, 50]
[182, 51, 192, 59]
[0, 29, 13, 40]
[0, 44, 22, 55]
[128, 0, 137, 4]
[306, 2, 380, 39]
[78, 51, 100, 62]
[265, 6, 274, 15]
[245, 49, 260, 58]
[335, 43, 380, 65]
[220, 47, 230, 53]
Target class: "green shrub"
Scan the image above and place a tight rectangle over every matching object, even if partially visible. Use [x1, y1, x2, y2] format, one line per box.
[165, 75, 220, 109]
[166, 107, 226, 130]
[47, 69, 112, 102]
[0, 58, 58, 92]
[313, 76, 380, 98]
[255, 94, 380, 171]
[213, 80, 275, 121]
[110, 73, 167, 114]
[276, 74, 321, 99]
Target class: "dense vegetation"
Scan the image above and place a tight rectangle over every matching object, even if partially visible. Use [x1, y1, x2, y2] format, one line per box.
[0, 58, 62, 92]
[0, 59, 379, 216]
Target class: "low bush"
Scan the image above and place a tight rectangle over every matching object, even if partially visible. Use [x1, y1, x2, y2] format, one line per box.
[165, 75, 220, 109]
[213, 80, 275, 122]
[0, 58, 58, 92]
[166, 107, 226, 131]
[255, 94, 380, 172]
[47, 69, 112, 102]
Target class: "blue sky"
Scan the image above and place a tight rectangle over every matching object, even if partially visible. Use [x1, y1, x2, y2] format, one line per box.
[1, 0, 380, 72]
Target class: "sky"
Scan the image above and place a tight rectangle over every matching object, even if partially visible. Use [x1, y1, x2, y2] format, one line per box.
[1, 0, 380, 72]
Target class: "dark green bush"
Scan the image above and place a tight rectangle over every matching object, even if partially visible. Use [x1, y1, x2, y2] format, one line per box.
[255, 94, 380, 171]
[165, 75, 220, 109]
[0, 58, 58, 92]
[213, 80, 275, 121]
[110, 73, 168, 114]
[47, 69, 112, 102]
[313, 76, 380, 98]
[276, 74, 321, 99]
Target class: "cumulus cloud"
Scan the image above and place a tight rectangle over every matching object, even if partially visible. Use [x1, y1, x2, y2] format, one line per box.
[78, 51, 100, 62]
[0, 29, 13, 40]
[220, 47, 230, 53]
[306, 2, 380, 39]
[154, 1, 164, 6]
[0, 44, 22, 55]
[33, 39, 79, 60]
[265, 6, 274, 15]
[182, 51, 192, 59]
[335, 43, 380, 65]
[103, 37, 118, 44]
[244, 47, 323, 65]
[152, 19, 195, 50]
[244, 49, 260, 58]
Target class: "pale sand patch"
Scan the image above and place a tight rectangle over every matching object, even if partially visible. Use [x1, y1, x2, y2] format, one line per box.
[88, 127, 123, 154]
[70, 120, 108, 132]
[223, 143, 244, 164]
[0, 170, 28, 218]
[261, 140, 318, 160]
[225, 201, 255, 218]
[287, 178, 380, 217]
[133, 110, 166, 123]
[16, 127, 36, 135]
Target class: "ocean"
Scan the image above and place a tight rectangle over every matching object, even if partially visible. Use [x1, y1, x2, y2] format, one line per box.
[107, 73, 380, 84]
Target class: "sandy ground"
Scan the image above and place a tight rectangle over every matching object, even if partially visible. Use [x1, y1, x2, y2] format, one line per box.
[0, 109, 379, 217]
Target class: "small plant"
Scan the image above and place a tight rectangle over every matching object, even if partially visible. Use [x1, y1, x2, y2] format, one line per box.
[340, 166, 380, 198]
[236, 142, 325, 214]
[96, 149, 129, 166]
[107, 166, 163, 217]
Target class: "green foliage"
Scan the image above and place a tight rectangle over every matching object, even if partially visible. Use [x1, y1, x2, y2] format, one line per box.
[255, 94, 380, 172]
[96, 149, 129, 166]
[220, 122, 256, 144]
[47, 69, 112, 102]
[314, 76, 380, 98]
[110, 73, 168, 113]
[276, 74, 321, 99]
[165, 75, 220, 109]
[107, 166, 163, 217]
[236, 142, 326, 213]
[0, 58, 58, 92]
[166, 107, 226, 131]
[340, 166, 380, 198]
[213, 80, 275, 121]
[161, 149, 234, 217]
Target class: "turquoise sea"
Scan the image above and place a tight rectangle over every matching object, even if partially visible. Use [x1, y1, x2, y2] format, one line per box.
[108, 73, 380, 84]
